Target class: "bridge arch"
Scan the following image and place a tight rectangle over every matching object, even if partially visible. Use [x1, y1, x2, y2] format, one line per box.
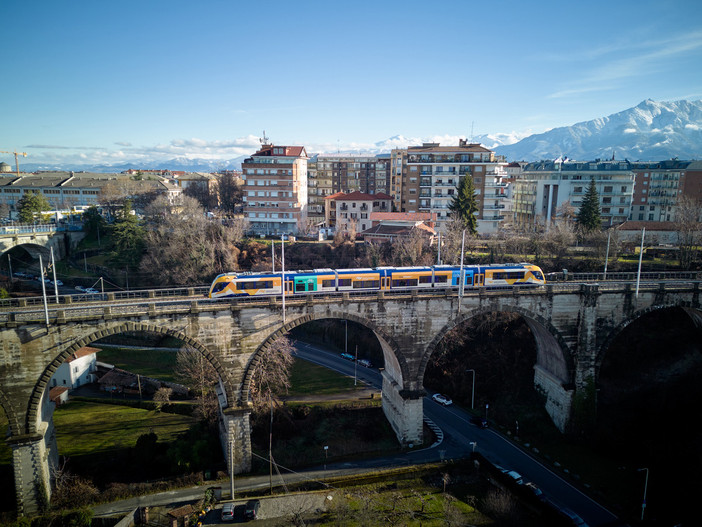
[25, 321, 232, 435]
[0, 386, 21, 436]
[239, 310, 407, 406]
[419, 305, 574, 387]
[596, 301, 702, 372]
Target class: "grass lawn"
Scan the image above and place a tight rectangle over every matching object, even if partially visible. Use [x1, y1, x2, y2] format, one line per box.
[53, 400, 193, 457]
[95, 346, 180, 383]
[288, 358, 364, 396]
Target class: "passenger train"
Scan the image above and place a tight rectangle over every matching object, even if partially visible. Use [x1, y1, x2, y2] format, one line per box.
[208, 263, 546, 299]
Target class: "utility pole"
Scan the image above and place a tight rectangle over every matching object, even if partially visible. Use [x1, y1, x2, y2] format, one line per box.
[458, 230, 466, 313]
[281, 235, 286, 323]
[50, 247, 59, 303]
[269, 392, 273, 495]
[636, 228, 645, 298]
[7, 254, 12, 281]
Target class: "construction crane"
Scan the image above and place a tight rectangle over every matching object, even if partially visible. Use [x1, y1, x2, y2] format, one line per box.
[0, 150, 28, 177]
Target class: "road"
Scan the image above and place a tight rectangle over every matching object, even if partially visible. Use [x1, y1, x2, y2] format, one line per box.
[292, 340, 621, 527]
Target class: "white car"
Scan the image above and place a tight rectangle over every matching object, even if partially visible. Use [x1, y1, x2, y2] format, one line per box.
[50, 280, 63, 286]
[432, 393, 453, 406]
[75, 285, 86, 291]
[85, 288, 99, 294]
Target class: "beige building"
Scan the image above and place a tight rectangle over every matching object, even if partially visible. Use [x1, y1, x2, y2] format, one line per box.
[393, 141, 507, 234]
[241, 144, 308, 235]
[324, 191, 392, 233]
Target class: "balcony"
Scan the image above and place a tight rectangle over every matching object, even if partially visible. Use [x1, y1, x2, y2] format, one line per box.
[483, 204, 506, 210]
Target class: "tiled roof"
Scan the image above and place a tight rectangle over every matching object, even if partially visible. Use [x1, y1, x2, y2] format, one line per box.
[66, 346, 99, 363]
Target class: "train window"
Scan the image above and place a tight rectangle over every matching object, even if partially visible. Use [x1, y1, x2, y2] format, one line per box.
[494, 272, 525, 280]
[322, 279, 335, 288]
[419, 275, 432, 284]
[392, 279, 419, 287]
[534, 271, 544, 280]
[212, 282, 229, 293]
[295, 282, 306, 292]
[353, 280, 380, 289]
[434, 275, 448, 283]
[338, 278, 352, 287]
[239, 280, 273, 290]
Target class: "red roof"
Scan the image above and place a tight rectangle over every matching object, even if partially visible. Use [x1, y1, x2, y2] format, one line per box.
[66, 346, 99, 363]
[253, 145, 307, 158]
[326, 191, 393, 201]
[370, 212, 436, 222]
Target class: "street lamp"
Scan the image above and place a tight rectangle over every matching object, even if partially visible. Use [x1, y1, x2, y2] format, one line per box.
[485, 403, 489, 421]
[638, 467, 649, 521]
[466, 369, 475, 409]
[469, 441, 477, 453]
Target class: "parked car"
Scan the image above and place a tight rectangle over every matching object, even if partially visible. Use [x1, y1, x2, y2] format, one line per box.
[504, 470, 524, 485]
[471, 416, 488, 428]
[357, 359, 372, 368]
[431, 393, 452, 406]
[75, 285, 86, 291]
[557, 507, 589, 526]
[13, 272, 27, 278]
[524, 482, 545, 501]
[85, 288, 99, 294]
[220, 502, 235, 522]
[50, 280, 63, 286]
[340, 352, 354, 361]
[244, 499, 260, 520]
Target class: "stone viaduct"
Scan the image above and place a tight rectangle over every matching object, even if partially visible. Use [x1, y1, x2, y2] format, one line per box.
[0, 226, 85, 262]
[0, 281, 700, 514]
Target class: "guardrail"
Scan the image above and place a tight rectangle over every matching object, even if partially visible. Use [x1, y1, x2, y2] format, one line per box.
[546, 271, 702, 282]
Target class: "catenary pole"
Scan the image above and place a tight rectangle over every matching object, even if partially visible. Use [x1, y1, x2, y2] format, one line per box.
[636, 228, 645, 298]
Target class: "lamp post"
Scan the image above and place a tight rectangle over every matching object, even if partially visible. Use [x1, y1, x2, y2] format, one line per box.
[469, 441, 477, 453]
[485, 403, 489, 421]
[638, 467, 649, 521]
[466, 369, 475, 409]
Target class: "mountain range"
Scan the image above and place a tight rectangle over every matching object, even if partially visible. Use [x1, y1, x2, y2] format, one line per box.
[13, 99, 702, 173]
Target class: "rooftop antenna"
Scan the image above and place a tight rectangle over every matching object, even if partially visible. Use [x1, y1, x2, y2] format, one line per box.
[260, 130, 270, 145]
[470, 121, 475, 143]
[337, 139, 340, 154]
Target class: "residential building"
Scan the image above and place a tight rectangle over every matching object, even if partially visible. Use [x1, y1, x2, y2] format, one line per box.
[513, 160, 635, 228]
[241, 144, 308, 235]
[324, 191, 392, 233]
[630, 160, 702, 222]
[307, 154, 392, 228]
[394, 140, 507, 234]
[49, 346, 98, 389]
[360, 211, 437, 244]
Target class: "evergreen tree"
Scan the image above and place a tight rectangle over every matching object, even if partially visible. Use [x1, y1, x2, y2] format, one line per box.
[110, 200, 145, 269]
[577, 178, 602, 232]
[17, 191, 50, 223]
[448, 175, 479, 235]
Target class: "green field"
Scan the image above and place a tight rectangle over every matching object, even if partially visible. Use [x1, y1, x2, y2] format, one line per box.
[95, 346, 180, 383]
[53, 400, 193, 457]
[288, 358, 363, 396]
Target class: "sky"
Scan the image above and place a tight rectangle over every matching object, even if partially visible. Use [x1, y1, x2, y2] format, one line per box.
[2, 0, 702, 168]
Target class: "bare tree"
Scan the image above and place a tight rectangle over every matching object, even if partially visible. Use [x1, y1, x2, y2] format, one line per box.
[248, 336, 295, 411]
[140, 194, 238, 285]
[176, 346, 220, 425]
[675, 196, 702, 270]
[440, 217, 468, 265]
[153, 386, 173, 411]
[391, 228, 432, 266]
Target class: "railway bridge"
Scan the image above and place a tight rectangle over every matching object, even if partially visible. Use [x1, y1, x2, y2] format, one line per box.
[0, 280, 700, 514]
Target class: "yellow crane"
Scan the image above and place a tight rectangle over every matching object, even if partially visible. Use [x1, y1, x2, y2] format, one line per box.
[0, 150, 28, 177]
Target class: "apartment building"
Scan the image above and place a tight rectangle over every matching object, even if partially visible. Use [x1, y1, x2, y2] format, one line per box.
[241, 144, 308, 235]
[513, 160, 635, 228]
[393, 141, 507, 234]
[324, 191, 392, 233]
[630, 160, 702, 222]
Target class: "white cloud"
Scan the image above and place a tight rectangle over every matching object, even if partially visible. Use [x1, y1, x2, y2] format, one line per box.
[623, 128, 637, 134]
[685, 123, 700, 131]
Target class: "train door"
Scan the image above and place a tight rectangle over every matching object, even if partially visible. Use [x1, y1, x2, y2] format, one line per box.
[476, 274, 484, 287]
[294, 276, 317, 293]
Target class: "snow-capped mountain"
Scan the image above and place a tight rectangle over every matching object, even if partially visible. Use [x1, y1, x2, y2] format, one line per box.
[494, 99, 702, 162]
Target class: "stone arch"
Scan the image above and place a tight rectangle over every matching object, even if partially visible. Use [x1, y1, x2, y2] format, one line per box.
[0, 242, 52, 261]
[25, 320, 231, 435]
[418, 305, 574, 387]
[239, 310, 406, 406]
[0, 386, 21, 436]
[596, 301, 702, 373]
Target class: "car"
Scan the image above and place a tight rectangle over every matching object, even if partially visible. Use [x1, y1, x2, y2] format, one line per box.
[524, 482, 545, 501]
[244, 499, 260, 520]
[471, 416, 488, 428]
[85, 288, 99, 294]
[75, 285, 86, 291]
[340, 352, 354, 361]
[504, 470, 524, 485]
[357, 359, 372, 368]
[557, 507, 589, 526]
[50, 280, 63, 286]
[220, 502, 235, 522]
[432, 393, 452, 406]
[13, 272, 27, 278]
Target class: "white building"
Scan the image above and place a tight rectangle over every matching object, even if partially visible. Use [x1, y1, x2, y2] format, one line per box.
[49, 346, 98, 389]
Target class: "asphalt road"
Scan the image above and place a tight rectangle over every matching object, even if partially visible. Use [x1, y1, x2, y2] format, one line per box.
[292, 340, 621, 527]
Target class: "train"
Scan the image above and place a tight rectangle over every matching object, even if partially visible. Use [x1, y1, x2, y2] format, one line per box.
[208, 263, 546, 299]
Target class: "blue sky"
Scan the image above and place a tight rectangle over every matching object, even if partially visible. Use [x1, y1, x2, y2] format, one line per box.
[2, 0, 701, 167]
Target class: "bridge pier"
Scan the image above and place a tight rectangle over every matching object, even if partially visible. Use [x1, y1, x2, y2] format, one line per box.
[220, 408, 252, 475]
[7, 424, 57, 516]
[381, 371, 423, 446]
